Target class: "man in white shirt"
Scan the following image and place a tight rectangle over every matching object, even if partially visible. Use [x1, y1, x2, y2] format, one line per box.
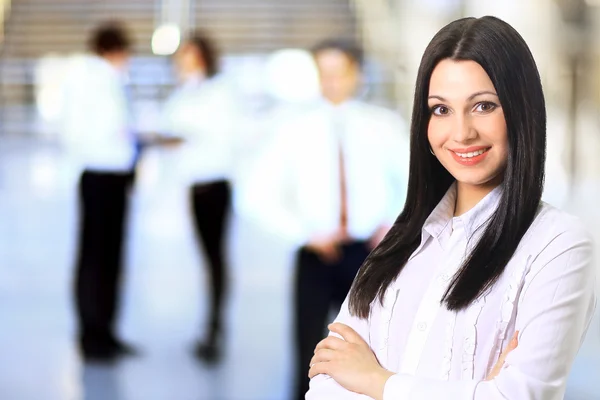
[61, 22, 138, 362]
[239, 39, 409, 400]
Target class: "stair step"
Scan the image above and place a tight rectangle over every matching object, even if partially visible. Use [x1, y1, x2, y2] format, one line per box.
[1, 0, 358, 136]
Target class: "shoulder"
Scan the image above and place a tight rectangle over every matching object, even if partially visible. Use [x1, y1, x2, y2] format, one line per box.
[63, 55, 100, 85]
[263, 108, 318, 153]
[275, 102, 328, 134]
[350, 102, 408, 141]
[196, 75, 235, 102]
[523, 203, 593, 268]
[532, 203, 591, 243]
[511, 203, 596, 308]
[62, 56, 121, 107]
[353, 101, 405, 124]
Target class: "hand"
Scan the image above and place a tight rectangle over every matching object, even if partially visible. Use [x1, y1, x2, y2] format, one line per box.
[306, 230, 347, 264]
[369, 224, 392, 250]
[486, 331, 519, 381]
[308, 323, 394, 400]
[138, 133, 184, 147]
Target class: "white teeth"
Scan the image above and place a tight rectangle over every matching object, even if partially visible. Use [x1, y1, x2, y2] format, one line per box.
[455, 148, 488, 158]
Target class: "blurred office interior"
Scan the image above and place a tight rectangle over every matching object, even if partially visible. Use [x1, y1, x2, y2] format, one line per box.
[0, 0, 599, 399]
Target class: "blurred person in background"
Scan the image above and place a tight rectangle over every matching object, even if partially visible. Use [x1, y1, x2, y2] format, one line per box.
[239, 39, 409, 400]
[160, 31, 240, 364]
[60, 21, 139, 362]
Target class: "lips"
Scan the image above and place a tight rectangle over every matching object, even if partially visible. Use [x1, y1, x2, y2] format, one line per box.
[449, 147, 491, 166]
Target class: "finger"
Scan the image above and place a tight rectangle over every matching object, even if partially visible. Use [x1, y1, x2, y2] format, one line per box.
[318, 247, 337, 264]
[486, 331, 519, 381]
[498, 331, 519, 364]
[328, 322, 365, 344]
[324, 245, 341, 264]
[308, 361, 332, 379]
[368, 237, 378, 250]
[310, 349, 337, 365]
[486, 358, 503, 381]
[506, 331, 519, 352]
[315, 336, 347, 352]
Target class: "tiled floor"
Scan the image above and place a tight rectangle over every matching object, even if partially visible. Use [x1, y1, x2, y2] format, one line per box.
[0, 136, 598, 400]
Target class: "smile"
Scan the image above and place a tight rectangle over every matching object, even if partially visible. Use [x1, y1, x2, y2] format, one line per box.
[452, 147, 490, 158]
[449, 147, 491, 166]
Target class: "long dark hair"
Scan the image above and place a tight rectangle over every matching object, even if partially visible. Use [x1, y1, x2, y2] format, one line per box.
[188, 30, 219, 78]
[349, 16, 546, 318]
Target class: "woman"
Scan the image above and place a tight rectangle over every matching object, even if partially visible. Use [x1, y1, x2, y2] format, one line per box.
[306, 16, 596, 399]
[161, 31, 239, 363]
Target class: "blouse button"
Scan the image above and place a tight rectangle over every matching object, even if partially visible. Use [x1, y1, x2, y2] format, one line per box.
[417, 322, 428, 332]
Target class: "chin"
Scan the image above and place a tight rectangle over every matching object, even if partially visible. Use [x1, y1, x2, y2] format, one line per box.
[453, 173, 503, 188]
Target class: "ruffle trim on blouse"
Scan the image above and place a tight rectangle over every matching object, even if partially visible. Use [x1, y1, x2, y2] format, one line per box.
[441, 311, 457, 380]
[461, 293, 487, 379]
[488, 255, 532, 375]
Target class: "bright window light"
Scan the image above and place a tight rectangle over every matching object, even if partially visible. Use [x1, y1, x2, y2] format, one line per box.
[152, 24, 181, 56]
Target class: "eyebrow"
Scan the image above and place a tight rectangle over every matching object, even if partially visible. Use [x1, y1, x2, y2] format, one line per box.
[428, 91, 499, 102]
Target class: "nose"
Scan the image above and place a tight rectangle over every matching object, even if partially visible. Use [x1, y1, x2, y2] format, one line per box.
[451, 114, 477, 144]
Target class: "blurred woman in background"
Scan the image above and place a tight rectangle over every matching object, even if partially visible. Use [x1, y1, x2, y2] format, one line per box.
[161, 31, 240, 364]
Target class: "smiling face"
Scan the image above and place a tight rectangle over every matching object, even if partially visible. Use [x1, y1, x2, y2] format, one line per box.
[427, 59, 508, 190]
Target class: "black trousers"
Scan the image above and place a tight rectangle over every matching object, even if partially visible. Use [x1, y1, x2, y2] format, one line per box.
[190, 180, 231, 340]
[293, 241, 370, 400]
[74, 170, 133, 353]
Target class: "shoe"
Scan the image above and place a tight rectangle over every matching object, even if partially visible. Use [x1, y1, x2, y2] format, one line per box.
[110, 339, 139, 357]
[193, 340, 222, 365]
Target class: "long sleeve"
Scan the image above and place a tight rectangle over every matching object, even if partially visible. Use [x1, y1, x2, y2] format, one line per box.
[306, 297, 373, 400]
[383, 224, 596, 400]
[236, 132, 311, 247]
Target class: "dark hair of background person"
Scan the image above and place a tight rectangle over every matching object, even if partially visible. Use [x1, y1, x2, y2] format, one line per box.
[311, 38, 364, 68]
[349, 16, 547, 318]
[89, 21, 131, 55]
[187, 30, 220, 78]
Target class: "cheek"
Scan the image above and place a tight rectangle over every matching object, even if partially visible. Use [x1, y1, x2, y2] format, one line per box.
[474, 114, 508, 148]
[427, 118, 446, 148]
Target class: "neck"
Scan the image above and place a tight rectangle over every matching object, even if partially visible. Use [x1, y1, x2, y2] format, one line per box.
[179, 69, 206, 84]
[324, 96, 353, 106]
[454, 177, 502, 217]
[101, 53, 127, 71]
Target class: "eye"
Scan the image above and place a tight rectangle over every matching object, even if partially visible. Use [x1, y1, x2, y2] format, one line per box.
[474, 101, 497, 113]
[430, 105, 450, 116]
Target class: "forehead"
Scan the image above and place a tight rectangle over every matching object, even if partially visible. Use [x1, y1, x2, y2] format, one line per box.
[314, 49, 355, 70]
[178, 42, 198, 55]
[429, 59, 495, 98]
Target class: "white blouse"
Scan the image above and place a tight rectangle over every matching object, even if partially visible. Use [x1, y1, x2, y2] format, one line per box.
[306, 183, 597, 400]
[160, 74, 241, 185]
